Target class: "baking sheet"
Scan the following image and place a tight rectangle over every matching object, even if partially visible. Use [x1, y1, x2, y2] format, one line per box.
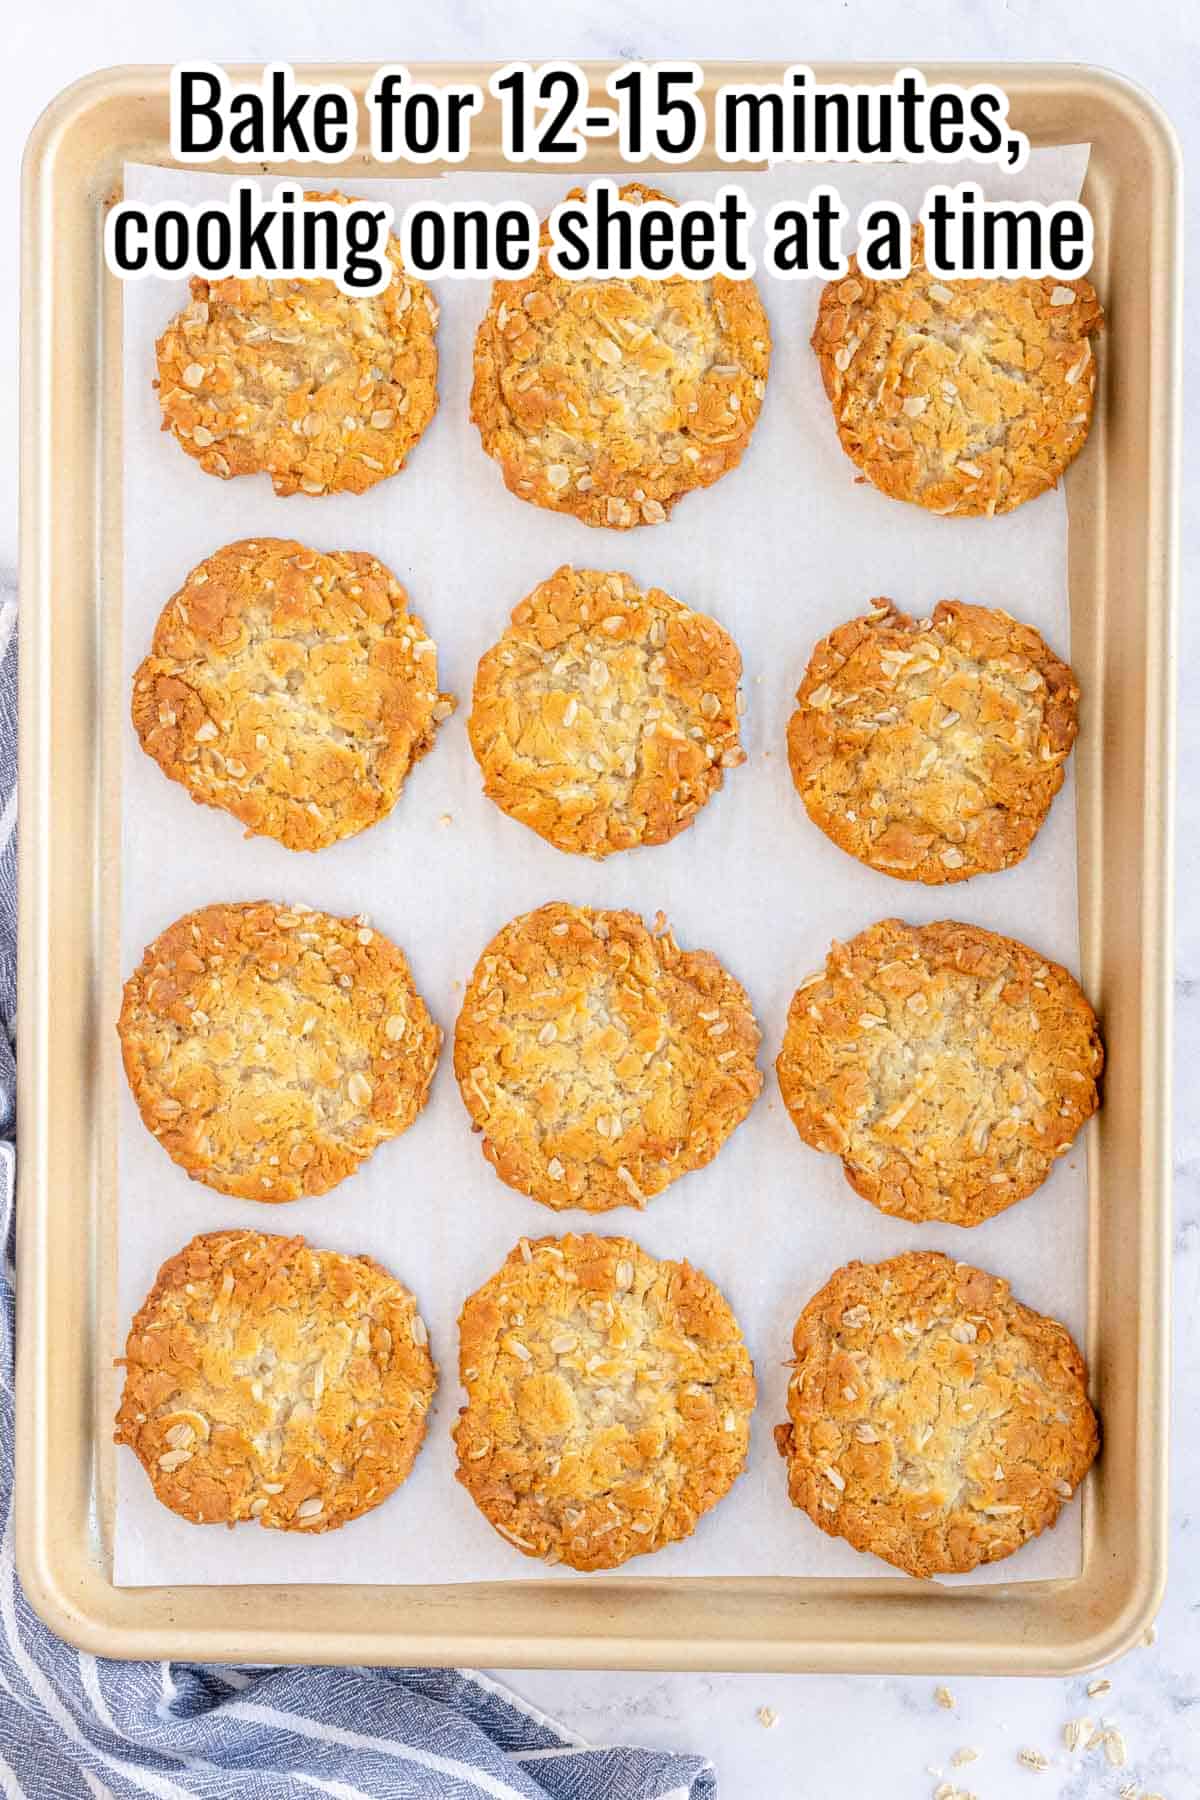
[116, 146, 1093, 1588]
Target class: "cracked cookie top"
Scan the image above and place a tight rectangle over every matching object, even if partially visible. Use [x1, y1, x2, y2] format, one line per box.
[454, 903, 762, 1212]
[155, 195, 439, 497]
[470, 183, 771, 528]
[775, 1251, 1098, 1577]
[119, 900, 440, 1201]
[468, 565, 745, 858]
[787, 598, 1078, 883]
[454, 1233, 755, 1570]
[116, 1229, 436, 1533]
[811, 228, 1102, 516]
[132, 538, 454, 852]
[775, 918, 1102, 1226]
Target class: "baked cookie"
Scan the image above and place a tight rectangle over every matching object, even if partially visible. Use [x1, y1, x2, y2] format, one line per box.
[468, 565, 745, 857]
[115, 1229, 435, 1532]
[454, 902, 762, 1211]
[454, 1233, 755, 1570]
[774, 1250, 1098, 1577]
[775, 919, 1102, 1226]
[132, 539, 455, 852]
[787, 598, 1079, 883]
[119, 900, 440, 1201]
[811, 228, 1103, 516]
[470, 182, 771, 528]
[155, 195, 438, 496]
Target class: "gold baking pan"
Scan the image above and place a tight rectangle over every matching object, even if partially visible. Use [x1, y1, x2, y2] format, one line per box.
[17, 63, 1178, 1672]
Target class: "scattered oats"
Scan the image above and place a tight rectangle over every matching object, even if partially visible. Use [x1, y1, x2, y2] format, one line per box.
[1103, 1728, 1128, 1768]
[950, 1748, 980, 1768]
[1017, 1747, 1050, 1771]
[755, 1705, 779, 1730]
[1086, 1677, 1111, 1697]
[935, 1685, 955, 1710]
[1064, 1716, 1093, 1751]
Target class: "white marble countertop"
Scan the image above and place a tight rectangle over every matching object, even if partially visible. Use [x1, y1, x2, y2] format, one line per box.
[7, 5, 1197, 1795]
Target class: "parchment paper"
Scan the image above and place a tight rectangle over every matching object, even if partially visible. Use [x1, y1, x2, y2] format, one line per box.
[116, 147, 1093, 1586]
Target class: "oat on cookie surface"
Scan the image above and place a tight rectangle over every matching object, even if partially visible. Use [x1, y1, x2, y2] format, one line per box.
[787, 598, 1079, 883]
[774, 1250, 1098, 1577]
[115, 1229, 436, 1532]
[132, 538, 455, 852]
[155, 195, 438, 497]
[119, 901, 440, 1201]
[775, 918, 1102, 1227]
[468, 565, 745, 858]
[454, 1233, 755, 1570]
[470, 182, 771, 528]
[454, 902, 762, 1212]
[811, 227, 1102, 516]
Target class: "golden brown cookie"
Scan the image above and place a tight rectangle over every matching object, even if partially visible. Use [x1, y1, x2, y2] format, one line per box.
[454, 1233, 755, 1570]
[119, 901, 440, 1201]
[115, 1229, 436, 1532]
[774, 1250, 1098, 1577]
[454, 903, 762, 1212]
[155, 195, 438, 496]
[468, 565, 745, 857]
[775, 919, 1102, 1226]
[132, 539, 455, 852]
[811, 228, 1103, 516]
[787, 598, 1079, 883]
[470, 182, 771, 528]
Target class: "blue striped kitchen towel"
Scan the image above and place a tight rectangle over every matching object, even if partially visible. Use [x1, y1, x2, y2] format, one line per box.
[0, 595, 716, 1796]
